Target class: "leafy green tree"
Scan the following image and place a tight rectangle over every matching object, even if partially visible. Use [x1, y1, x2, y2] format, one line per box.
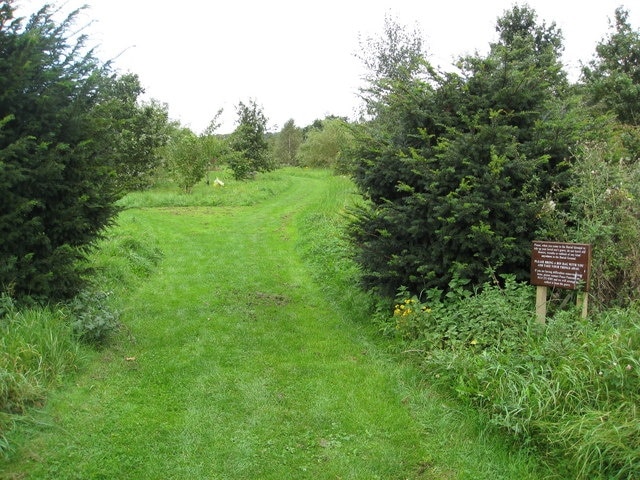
[582, 7, 640, 126]
[200, 108, 230, 176]
[354, 14, 430, 146]
[297, 118, 354, 172]
[0, 2, 125, 300]
[203, 108, 225, 136]
[356, 14, 426, 90]
[349, 6, 577, 296]
[581, 7, 640, 159]
[92, 74, 170, 191]
[540, 7, 640, 307]
[200, 133, 228, 173]
[164, 127, 209, 193]
[228, 99, 272, 179]
[273, 119, 303, 165]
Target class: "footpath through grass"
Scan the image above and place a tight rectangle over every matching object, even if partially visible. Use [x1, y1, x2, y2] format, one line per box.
[1, 169, 548, 479]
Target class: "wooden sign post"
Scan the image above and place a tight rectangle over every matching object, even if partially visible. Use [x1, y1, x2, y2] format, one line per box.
[530, 241, 592, 323]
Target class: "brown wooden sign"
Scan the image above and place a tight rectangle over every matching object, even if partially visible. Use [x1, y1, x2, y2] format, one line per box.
[531, 241, 592, 291]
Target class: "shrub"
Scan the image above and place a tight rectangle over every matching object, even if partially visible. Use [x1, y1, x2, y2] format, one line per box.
[541, 143, 640, 308]
[297, 119, 355, 172]
[349, 7, 574, 297]
[226, 150, 257, 181]
[68, 290, 121, 346]
[165, 131, 211, 193]
[390, 275, 535, 352]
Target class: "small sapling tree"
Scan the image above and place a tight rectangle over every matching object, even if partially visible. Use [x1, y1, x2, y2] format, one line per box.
[273, 119, 303, 166]
[228, 99, 272, 179]
[165, 128, 209, 193]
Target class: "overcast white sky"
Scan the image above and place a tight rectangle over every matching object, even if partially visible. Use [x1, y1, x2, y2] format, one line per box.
[15, 0, 640, 134]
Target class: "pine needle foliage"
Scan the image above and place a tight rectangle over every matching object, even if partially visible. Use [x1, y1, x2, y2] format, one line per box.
[349, 7, 578, 296]
[0, 2, 131, 300]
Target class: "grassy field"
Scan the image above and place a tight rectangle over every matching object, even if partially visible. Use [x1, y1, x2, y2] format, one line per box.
[1, 168, 550, 479]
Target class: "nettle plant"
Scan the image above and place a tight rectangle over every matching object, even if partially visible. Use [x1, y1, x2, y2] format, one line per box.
[391, 275, 535, 352]
[68, 290, 121, 346]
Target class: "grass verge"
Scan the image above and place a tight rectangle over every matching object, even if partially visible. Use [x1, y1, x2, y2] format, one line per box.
[0, 301, 80, 452]
[1, 168, 550, 479]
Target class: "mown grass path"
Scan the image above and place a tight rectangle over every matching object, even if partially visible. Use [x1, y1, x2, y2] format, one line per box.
[2, 170, 545, 479]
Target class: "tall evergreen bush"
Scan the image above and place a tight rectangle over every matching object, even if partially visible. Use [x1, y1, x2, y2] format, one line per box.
[0, 2, 124, 300]
[349, 7, 578, 296]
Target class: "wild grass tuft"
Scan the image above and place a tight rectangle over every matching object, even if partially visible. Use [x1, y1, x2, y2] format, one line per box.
[89, 227, 163, 292]
[294, 173, 373, 318]
[409, 283, 640, 479]
[0, 303, 80, 454]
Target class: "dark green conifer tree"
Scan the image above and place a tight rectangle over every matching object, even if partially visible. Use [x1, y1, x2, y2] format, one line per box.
[228, 99, 271, 180]
[350, 6, 578, 296]
[0, 2, 126, 300]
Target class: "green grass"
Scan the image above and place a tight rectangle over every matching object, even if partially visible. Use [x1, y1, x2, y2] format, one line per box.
[0, 303, 81, 453]
[1, 168, 549, 479]
[116, 167, 294, 209]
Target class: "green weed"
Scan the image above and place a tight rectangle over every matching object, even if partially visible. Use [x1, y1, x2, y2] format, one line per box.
[418, 286, 640, 478]
[67, 290, 121, 346]
[389, 275, 535, 352]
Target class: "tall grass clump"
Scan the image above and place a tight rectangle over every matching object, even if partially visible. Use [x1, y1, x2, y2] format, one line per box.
[89, 225, 163, 292]
[384, 279, 640, 479]
[72, 213, 166, 345]
[0, 297, 80, 453]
